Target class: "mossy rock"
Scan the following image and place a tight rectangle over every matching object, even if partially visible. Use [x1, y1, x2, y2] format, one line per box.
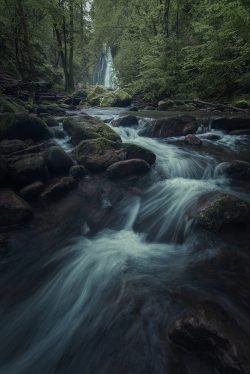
[158, 100, 176, 110]
[0, 95, 26, 114]
[63, 116, 121, 145]
[194, 192, 250, 232]
[0, 113, 51, 141]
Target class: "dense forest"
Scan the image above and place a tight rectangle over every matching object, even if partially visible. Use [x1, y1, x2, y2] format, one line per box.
[1, 2, 250, 374]
[0, 0, 249, 103]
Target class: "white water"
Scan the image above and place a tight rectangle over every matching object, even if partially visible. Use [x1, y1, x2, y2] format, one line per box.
[104, 45, 117, 89]
[1, 109, 250, 374]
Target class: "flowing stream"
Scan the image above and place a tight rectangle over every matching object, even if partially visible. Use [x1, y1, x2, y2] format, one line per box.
[0, 108, 250, 374]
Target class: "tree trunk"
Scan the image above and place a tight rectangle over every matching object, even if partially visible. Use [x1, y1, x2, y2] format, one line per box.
[54, 23, 69, 91]
[68, 0, 75, 91]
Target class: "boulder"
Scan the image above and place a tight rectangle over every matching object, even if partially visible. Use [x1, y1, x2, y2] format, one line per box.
[211, 117, 250, 132]
[18, 181, 45, 201]
[158, 99, 176, 110]
[36, 104, 65, 116]
[128, 106, 138, 112]
[168, 301, 250, 374]
[202, 133, 221, 141]
[64, 97, 82, 106]
[193, 192, 250, 232]
[63, 116, 121, 145]
[0, 95, 26, 113]
[45, 117, 60, 127]
[184, 134, 202, 145]
[41, 176, 77, 200]
[112, 115, 139, 127]
[107, 159, 151, 179]
[74, 138, 123, 171]
[69, 165, 87, 179]
[214, 161, 250, 181]
[0, 139, 27, 155]
[140, 116, 198, 138]
[123, 143, 156, 165]
[0, 113, 51, 141]
[0, 189, 33, 226]
[10, 154, 48, 187]
[44, 146, 73, 174]
[74, 138, 156, 172]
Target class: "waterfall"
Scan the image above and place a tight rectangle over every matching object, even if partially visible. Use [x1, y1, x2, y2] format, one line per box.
[92, 44, 117, 88]
[104, 45, 117, 88]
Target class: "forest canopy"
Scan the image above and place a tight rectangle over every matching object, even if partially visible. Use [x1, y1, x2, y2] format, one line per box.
[0, 0, 249, 103]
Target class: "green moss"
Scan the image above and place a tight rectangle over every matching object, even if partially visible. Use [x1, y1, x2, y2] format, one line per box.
[233, 99, 250, 109]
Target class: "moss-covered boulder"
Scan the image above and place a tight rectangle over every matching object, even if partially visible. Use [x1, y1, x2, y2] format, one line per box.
[74, 138, 123, 171]
[193, 192, 250, 232]
[140, 116, 198, 138]
[0, 139, 27, 155]
[63, 116, 121, 145]
[45, 117, 60, 127]
[74, 138, 156, 172]
[86, 85, 132, 107]
[0, 113, 51, 141]
[112, 115, 138, 127]
[158, 99, 176, 110]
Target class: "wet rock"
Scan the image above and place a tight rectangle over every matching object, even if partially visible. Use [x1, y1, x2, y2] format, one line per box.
[123, 143, 156, 165]
[168, 301, 250, 374]
[214, 161, 250, 181]
[107, 159, 151, 179]
[211, 117, 250, 132]
[44, 146, 73, 174]
[158, 99, 176, 110]
[0, 139, 27, 155]
[63, 116, 121, 145]
[112, 115, 139, 127]
[193, 192, 250, 232]
[11, 154, 48, 187]
[0, 113, 51, 141]
[202, 133, 221, 141]
[141, 116, 198, 138]
[41, 176, 77, 200]
[64, 97, 82, 106]
[74, 138, 156, 172]
[36, 104, 65, 116]
[18, 181, 45, 201]
[69, 165, 87, 180]
[128, 106, 138, 112]
[74, 138, 123, 171]
[184, 134, 202, 145]
[0, 189, 33, 226]
[45, 117, 60, 127]
[229, 129, 250, 136]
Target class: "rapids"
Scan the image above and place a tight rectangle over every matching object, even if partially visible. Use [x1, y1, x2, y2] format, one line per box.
[0, 107, 250, 374]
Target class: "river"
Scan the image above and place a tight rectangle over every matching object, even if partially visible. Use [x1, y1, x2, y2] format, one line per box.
[0, 107, 250, 374]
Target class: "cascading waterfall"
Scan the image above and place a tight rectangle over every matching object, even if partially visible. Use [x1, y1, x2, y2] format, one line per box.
[92, 44, 117, 88]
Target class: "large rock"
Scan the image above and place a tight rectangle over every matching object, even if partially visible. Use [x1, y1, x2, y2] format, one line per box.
[18, 181, 45, 201]
[168, 301, 250, 374]
[10, 154, 48, 186]
[45, 117, 60, 127]
[63, 116, 121, 145]
[112, 115, 139, 127]
[123, 143, 156, 165]
[74, 138, 123, 171]
[229, 129, 250, 135]
[44, 146, 73, 173]
[141, 116, 198, 138]
[36, 104, 65, 116]
[0, 189, 33, 226]
[215, 161, 250, 181]
[74, 139, 156, 172]
[211, 117, 250, 132]
[0, 139, 27, 155]
[86, 86, 132, 107]
[184, 134, 202, 145]
[107, 159, 151, 179]
[42, 176, 77, 200]
[0, 113, 51, 141]
[193, 192, 250, 232]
